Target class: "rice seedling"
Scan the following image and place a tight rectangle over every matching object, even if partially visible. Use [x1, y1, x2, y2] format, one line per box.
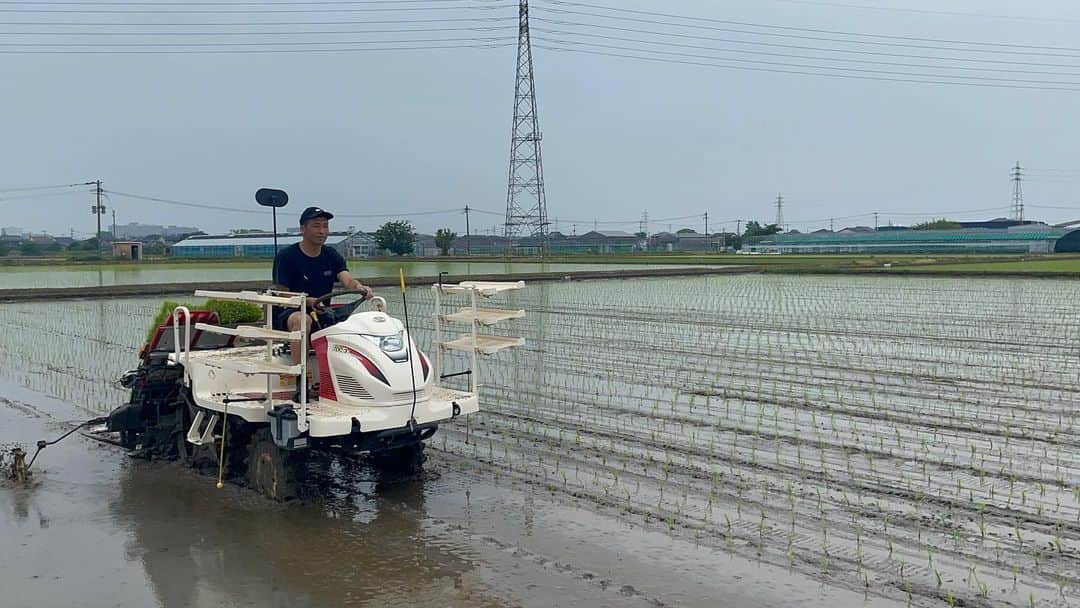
[5, 274, 1080, 608]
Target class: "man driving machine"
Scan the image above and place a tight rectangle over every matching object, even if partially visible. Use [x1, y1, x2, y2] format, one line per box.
[272, 206, 373, 397]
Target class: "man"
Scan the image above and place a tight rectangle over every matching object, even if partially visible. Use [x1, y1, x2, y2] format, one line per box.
[272, 206, 373, 397]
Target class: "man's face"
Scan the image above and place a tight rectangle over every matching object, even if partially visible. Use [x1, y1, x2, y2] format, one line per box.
[301, 217, 330, 245]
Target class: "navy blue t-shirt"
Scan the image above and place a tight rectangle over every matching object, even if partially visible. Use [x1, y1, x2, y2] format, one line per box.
[272, 243, 347, 299]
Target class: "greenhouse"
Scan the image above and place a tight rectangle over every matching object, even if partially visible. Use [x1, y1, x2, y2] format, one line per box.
[746, 226, 1080, 254]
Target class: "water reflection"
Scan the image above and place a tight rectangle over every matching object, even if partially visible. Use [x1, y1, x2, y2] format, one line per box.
[111, 457, 501, 608]
[0, 261, 704, 289]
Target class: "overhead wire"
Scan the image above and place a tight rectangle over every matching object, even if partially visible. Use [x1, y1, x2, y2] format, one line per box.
[765, 0, 1080, 25]
[0, 15, 516, 25]
[530, 21, 1080, 72]
[105, 189, 466, 219]
[534, 44, 1080, 91]
[0, 40, 513, 53]
[0, 2, 515, 15]
[536, 0, 1080, 55]
[0, 34, 513, 47]
[536, 34, 1080, 85]
[0, 182, 94, 193]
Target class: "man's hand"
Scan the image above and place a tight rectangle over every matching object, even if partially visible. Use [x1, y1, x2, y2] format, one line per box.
[348, 279, 374, 301]
[305, 296, 323, 310]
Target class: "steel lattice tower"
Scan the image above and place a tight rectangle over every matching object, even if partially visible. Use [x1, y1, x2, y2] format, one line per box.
[1011, 161, 1024, 222]
[774, 193, 784, 231]
[503, 0, 548, 255]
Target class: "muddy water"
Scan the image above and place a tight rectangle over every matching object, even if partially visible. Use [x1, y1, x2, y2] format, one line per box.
[0, 383, 885, 608]
[3, 274, 1079, 607]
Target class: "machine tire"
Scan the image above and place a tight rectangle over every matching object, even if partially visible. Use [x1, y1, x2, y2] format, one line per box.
[246, 428, 304, 501]
[372, 441, 426, 474]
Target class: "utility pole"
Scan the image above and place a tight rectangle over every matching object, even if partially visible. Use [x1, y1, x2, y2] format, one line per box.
[704, 211, 709, 235]
[111, 208, 116, 239]
[464, 205, 471, 255]
[87, 179, 105, 248]
[874, 212, 879, 231]
[736, 219, 742, 237]
[639, 210, 648, 237]
[1011, 161, 1024, 221]
[830, 217, 834, 232]
[503, 0, 549, 256]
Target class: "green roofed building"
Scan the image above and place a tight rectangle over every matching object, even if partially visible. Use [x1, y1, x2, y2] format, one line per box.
[746, 226, 1080, 254]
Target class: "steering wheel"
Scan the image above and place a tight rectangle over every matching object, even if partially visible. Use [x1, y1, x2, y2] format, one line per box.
[314, 289, 385, 312]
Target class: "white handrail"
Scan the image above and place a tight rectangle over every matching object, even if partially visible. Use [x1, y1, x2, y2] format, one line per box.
[172, 306, 191, 386]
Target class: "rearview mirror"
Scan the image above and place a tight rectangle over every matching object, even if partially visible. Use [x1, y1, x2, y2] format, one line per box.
[255, 188, 289, 208]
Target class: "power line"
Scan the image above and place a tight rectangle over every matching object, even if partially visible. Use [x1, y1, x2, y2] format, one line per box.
[0, 24, 512, 35]
[0, 15, 516, 25]
[536, 0, 1080, 55]
[0, 182, 93, 193]
[537, 37, 1080, 87]
[0, 0, 502, 4]
[0, 189, 94, 203]
[107, 190, 264, 214]
[105, 189, 465, 219]
[0, 40, 513, 53]
[0, 3, 515, 14]
[535, 44, 1080, 92]
[532, 17, 1080, 69]
[531, 24, 1080, 75]
[0, 34, 513, 47]
[766, 0, 1080, 25]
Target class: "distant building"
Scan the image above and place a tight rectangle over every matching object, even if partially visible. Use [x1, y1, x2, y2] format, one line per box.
[26, 233, 56, 245]
[457, 234, 507, 255]
[112, 241, 143, 260]
[171, 232, 375, 258]
[746, 225, 1080, 254]
[114, 222, 200, 240]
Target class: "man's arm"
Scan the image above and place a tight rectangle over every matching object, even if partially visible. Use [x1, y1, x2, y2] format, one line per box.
[271, 249, 292, 291]
[337, 269, 373, 300]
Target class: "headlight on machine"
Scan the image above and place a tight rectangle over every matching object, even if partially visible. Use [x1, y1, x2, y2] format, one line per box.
[360, 333, 408, 361]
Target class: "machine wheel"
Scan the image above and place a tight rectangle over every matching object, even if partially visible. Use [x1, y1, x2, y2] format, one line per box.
[372, 441, 426, 474]
[246, 428, 304, 501]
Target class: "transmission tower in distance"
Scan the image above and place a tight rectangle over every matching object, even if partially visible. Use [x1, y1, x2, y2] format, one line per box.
[1010, 161, 1024, 222]
[503, 0, 549, 255]
[774, 193, 784, 232]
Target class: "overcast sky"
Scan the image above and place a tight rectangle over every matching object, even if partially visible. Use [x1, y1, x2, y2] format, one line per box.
[2, 0, 1079, 237]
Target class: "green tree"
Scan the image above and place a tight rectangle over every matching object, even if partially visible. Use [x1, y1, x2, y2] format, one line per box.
[70, 237, 98, 251]
[373, 220, 416, 256]
[19, 242, 43, 256]
[742, 221, 781, 239]
[0, 242, 10, 257]
[911, 218, 962, 231]
[434, 228, 457, 256]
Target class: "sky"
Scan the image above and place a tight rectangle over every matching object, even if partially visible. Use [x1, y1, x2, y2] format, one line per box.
[1, 0, 1079, 238]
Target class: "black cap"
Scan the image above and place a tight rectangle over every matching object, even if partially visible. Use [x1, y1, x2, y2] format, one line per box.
[299, 206, 334, 225]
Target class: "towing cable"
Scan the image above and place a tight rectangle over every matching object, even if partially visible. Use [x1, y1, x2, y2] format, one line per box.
[9, 416, 107, 480]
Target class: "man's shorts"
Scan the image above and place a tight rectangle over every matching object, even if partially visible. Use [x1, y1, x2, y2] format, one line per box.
[272, 307, 339, 332]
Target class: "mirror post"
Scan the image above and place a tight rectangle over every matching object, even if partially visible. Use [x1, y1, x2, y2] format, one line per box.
[255, 188, 289, 259]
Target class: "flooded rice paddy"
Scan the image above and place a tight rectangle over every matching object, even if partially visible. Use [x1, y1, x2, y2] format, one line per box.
[2, 274, 1079, 607]
[0, 260, 710, 289]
